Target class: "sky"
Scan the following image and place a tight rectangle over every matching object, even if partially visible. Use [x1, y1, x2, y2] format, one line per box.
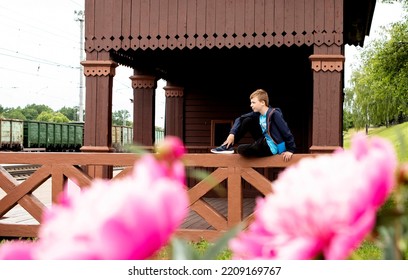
[0, 1, 405, 128]
[0, 0, 165, 127]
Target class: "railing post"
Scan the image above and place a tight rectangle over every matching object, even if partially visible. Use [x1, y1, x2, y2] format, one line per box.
[228, 166, 243, 227]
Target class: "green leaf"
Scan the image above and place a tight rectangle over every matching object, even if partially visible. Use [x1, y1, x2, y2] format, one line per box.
[378, 226, 400, 259]
[170, 238, 201, 260]
[201, 224, 243, 260]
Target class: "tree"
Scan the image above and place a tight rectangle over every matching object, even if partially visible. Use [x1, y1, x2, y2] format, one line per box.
[3, 108, 26, 120]
[36, 111, 70, 123]
[381, 0, 408, 8]
[112, 110, 131, 126]
[58, 106, 79, 121]
[21, 108, 39, 120]
[345, 13, 408, 128]
[21, 104, 53, 120]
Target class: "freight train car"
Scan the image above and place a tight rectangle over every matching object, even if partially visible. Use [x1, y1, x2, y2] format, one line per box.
[112, 125, 134, 152]
[0, 118, 24, 151]
[0, 118, 140, 152]
[24, 120, 84, 151]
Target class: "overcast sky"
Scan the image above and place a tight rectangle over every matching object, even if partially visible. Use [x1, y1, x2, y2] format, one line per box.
[0, 1, 405, 127]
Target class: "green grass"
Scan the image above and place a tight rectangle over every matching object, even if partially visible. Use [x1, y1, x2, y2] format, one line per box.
[153, 239, 386, 260]
[352, 240, 383, 260]
[153, 239, 232, 260]
[343, 122, 408, 162]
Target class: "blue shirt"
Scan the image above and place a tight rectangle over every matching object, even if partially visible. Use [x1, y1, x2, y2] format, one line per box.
[259, 114, 278, 154]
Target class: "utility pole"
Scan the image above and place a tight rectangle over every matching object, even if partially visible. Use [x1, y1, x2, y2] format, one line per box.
[75, 10, 85, 122]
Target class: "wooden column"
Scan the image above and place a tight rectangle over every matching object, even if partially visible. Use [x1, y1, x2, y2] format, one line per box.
[130, 74, 156, 146]
[80, 59, 117, 178]
[163, 84, 184, 140]
[309, 51, 345, 153]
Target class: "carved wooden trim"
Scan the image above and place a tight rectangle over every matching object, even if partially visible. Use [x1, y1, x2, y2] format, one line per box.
[163, 86, 184, 97]
[85, 0, 350, 51]
[309, 54, 345, 72]
[89, 32, 344, 51]
[129, 75, 156, 89]
[81, 60, 117, 77]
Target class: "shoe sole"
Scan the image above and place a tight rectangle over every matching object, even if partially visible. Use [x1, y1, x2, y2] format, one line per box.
[210, 149, 234, 154]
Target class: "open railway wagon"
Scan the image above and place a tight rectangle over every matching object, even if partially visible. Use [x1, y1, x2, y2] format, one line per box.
[0, 118, 24, 151]
[111, 125, 133, 152]
[0, 118, 159, 152]
[23, 120, 83, 152]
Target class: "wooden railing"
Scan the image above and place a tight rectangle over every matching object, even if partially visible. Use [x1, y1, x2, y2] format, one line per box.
[0, 152, 315, 241]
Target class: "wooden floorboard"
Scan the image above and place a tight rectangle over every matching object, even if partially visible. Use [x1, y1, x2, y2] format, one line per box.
[180, 197, 256, 230]
[0, 179, 50, 225]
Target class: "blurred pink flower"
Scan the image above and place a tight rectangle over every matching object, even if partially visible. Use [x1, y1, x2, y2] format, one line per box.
[0, 241, 35, 260]
[155, 136, 187, 185]
[230, 133, 397, 260]
[0, 136, 188, 260]
[155, 135, 187, 163]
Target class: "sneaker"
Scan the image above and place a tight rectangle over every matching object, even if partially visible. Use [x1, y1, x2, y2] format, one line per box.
[210, 145, 234, 154]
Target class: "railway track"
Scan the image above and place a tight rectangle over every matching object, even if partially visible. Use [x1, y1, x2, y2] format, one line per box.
[1, 164, 41, 180]
[1, 164, 125, 180]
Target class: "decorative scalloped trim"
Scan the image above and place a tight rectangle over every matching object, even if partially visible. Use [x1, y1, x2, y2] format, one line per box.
[81, 60, 117, 77]
[86, 32, 344, 52]
[130, 75, 156, 89]
[164, 86, 184, 97]
[309, 54, 345, 72]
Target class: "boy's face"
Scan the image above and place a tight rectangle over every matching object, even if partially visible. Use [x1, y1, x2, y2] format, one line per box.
[250, 97, 265, 113]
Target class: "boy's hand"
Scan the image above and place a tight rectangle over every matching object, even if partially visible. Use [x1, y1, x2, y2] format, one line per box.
[282, 151, 293, 161]
[223, 134, 235, 148]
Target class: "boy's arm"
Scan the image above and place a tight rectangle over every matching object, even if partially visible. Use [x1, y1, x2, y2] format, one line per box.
[273, 113, 296, 153]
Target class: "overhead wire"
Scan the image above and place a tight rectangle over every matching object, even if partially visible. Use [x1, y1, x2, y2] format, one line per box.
[0, 48, 79, 69]
[0, 0, 156, 116]
[0, 0, 84, 107]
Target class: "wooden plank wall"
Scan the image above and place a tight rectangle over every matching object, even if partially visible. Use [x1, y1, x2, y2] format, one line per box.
[85, 0, 343, 52]
[182, 46, 313, 152]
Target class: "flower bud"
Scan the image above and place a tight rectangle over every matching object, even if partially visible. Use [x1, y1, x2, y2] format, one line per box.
[155, 136, 186, 162]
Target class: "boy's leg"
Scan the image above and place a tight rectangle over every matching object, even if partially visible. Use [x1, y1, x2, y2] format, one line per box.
[237, 137, 273, 157]
[212, 117, 263, 154]
[233, 117, 263, 144]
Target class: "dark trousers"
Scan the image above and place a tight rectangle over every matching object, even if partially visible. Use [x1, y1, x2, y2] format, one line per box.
[234, 117, 273, 158]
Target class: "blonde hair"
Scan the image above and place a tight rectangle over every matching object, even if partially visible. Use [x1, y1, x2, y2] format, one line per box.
[250, 89, 269, 107]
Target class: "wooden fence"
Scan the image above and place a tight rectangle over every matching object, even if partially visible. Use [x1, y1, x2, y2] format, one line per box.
[0, 152, 315, 241]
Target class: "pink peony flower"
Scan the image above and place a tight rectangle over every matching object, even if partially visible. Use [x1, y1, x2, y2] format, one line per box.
[230, 133, 397, 260]
[0, 136, 188, 260]
[0, 240, 35, 260]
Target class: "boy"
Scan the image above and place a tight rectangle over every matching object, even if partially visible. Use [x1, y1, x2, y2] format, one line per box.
[211, 89, 295, 161]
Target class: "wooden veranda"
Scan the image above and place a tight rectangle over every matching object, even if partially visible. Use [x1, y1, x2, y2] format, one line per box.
[0, 0, 376, 246]
[0, 151, 316, 241]
[80, 0, 376, 167]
